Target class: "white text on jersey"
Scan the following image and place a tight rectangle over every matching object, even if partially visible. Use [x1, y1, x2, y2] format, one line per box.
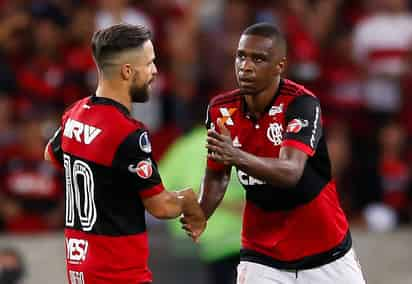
[63, 118, 102, 144]
[66, 238, 88, 263]
[237, 169, 266, 186]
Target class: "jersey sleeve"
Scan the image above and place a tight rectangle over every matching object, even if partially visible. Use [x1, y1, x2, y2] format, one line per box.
[205, 104, 226, 172]
[112, 129, 164, 198]
[282, 95, 322, 156]
[46, 127, 63, 169]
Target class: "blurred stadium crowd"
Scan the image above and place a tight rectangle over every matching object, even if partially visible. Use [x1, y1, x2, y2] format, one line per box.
[0, 0, 411, 236]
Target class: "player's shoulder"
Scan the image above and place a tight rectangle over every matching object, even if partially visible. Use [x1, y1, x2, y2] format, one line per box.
[88, 96, 146, 130]
[208, 89, 242, 109]
[281, 79, 317, 99]
[64, 96, 147, 137]
[63, 97, 90, 116]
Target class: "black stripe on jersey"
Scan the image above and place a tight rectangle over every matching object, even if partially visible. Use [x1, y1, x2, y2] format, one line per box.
[89, 96, 130, 116]
[284, 95, 323, 151]
[281, 86, 304, 96]
[112, 129, 162, 192]
[63, 153, 147, 236]
[240, 231, 352, 270]
[209, 91, 243, 107]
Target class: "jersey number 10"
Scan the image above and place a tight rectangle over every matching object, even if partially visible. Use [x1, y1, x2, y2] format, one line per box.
[63, 154, 97, 231]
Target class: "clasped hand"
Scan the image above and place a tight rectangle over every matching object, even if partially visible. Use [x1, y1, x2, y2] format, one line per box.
[180, 213, 206, 243]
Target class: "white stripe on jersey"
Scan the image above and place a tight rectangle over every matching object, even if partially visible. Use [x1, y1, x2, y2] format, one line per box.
[310, 106, 320, 148]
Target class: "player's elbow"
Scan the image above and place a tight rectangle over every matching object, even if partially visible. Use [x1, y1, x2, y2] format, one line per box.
[281, 166, 304, 188]
[44, 144, 51, 161]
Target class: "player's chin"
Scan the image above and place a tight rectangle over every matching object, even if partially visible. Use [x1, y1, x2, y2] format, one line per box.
[238, 81, 258, 93]
[131, 92, 149, 103]
[239, 85, 258, 95]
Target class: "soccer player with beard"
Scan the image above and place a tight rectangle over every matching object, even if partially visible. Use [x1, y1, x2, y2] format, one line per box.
[44, 24, 206, 284]
[194, 23, 366, 283]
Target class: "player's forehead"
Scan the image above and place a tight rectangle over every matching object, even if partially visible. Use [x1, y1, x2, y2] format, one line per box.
[137, 40, 155, 61]
[124, 40, 155, 65]
[141, 40, 154, 56]
[237, 34, 274, 56]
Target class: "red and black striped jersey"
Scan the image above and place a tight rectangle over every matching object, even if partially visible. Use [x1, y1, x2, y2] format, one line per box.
[47, 96, 164, 283]
[206, 78, 350, 270]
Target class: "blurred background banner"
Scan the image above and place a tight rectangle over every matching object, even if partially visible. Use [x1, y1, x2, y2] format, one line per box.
[0, 0, 411, 283]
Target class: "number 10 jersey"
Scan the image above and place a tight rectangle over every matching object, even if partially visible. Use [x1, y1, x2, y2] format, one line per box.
[46, 96, 164, 283]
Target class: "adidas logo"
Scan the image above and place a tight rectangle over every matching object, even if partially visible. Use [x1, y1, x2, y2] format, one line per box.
[233, 136, 242, 147]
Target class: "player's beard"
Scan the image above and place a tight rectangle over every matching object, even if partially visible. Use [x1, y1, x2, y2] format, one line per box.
[129, 76, 150, 103]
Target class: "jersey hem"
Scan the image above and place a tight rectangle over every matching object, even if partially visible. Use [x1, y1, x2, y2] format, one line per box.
[206, 159, 226, 171]
[282, 139, 315, 156]
[240, 230, 352, 270]
[139, 183, 165, 198]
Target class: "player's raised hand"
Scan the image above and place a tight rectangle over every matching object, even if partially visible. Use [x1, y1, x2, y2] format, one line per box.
[206, 118, 240, 166]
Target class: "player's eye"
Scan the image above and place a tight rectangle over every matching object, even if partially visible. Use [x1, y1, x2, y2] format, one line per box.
[236, 52, 246, 60]
[253, 57, 265, 63]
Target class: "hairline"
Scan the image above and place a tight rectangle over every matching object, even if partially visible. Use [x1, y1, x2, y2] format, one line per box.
[97, 40, 152, 74]
[239, 33, 287, 57]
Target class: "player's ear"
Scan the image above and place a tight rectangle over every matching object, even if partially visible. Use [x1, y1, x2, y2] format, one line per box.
[120, 64, 133, 80]
[275, 57, 287, 75]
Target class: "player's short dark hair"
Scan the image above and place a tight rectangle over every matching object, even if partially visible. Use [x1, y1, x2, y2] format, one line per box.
[91, 24, 151, 72]
[242, 23, 287, 56]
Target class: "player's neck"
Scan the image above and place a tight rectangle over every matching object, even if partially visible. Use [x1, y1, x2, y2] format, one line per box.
[245, 76, 280, 118]
[95, 80, 132, 112]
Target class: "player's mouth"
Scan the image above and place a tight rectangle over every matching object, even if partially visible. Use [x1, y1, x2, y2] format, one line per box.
[238, 77, 256, 88]
[238, 73, 255, 82]
[147, 77, 155, 88]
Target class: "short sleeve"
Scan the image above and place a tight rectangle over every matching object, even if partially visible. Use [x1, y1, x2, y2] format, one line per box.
[282, 95, 322, 156]
[112, 129, 164, 198]
[205, 104, 226, 172]
[46, 127, 63, 168]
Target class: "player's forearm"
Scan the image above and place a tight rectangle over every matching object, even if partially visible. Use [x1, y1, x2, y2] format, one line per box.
[148, 191, 185, 219]
[154, 189, 202, 219]
[176, 189, 205, 221]
[235, 150, 302, 188]
[199, 169, 230, 219]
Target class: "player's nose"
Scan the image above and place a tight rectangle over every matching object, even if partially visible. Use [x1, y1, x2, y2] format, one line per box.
[152, 63, 158, 76]
[239, 58, 253, 72]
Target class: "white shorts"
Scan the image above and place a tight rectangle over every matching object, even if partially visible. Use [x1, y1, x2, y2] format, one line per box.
[236, 249, 366, 284]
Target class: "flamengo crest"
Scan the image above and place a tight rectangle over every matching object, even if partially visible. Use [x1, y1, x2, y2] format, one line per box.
[267, 123, 283, 145]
